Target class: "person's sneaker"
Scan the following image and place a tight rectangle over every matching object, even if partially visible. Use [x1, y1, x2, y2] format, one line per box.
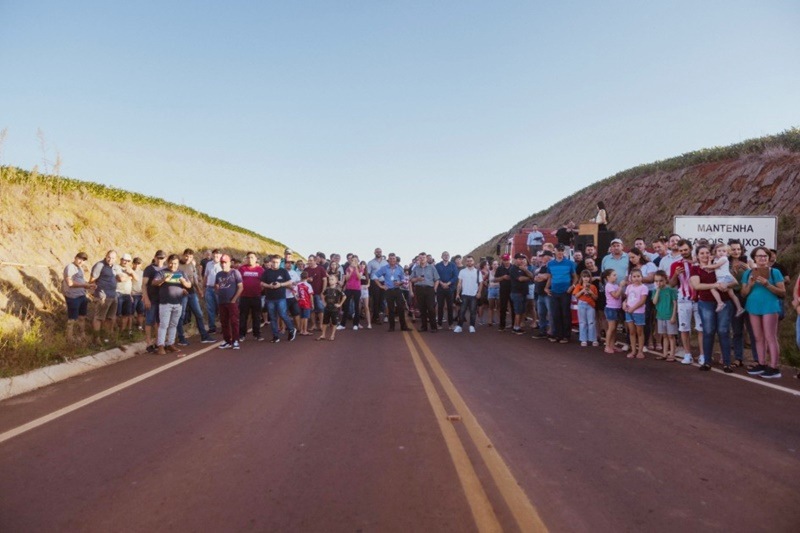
[201, 338, 216, 343]
[383, 316, 388, 323]
[232, 341, 240, 350]
[592, 341, 600, 347]
[239, 336, 246, 342]
[256, 336, 265, 342]
[723, 366, 733, 374]
[747, 364, 765, 375]
[271, 337, 280, 343]
[531, 332, 547, 339]
[558, 338, 569, 344]
[146, 344, 156, 353]
[761, 367, 782, 379]
[336, 325, 346, 331]
[288, 329, 297, 342]
[698, 354, 706, 365]
[680, 354, 693, 365]
[219, 342, 231, 349]
[469, 326, 476, 333]
[353, 325, 358, 331]
[580, 341, 588, 347]
[178, 340, 190, 347]
[512, 328, 524, 335]
[453, 326, 463, 333]
[549, 336, 558, 343]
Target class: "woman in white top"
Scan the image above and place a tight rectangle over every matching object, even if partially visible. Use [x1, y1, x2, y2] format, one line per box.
[595, 201, 608, 231]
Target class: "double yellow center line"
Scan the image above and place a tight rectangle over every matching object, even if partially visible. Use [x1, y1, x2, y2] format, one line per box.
[403, 330, 548, 533]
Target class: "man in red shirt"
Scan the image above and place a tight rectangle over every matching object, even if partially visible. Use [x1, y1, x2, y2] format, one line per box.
[239, 252, 265, 341]
[304, 256, 329, 332]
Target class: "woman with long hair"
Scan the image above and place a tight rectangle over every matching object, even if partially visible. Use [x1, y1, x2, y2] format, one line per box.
[487, 260, 500, 326]
[595, 201, 609, 232]
[691, 245, 736, 372]
[358, 260, 372, 329]
[339, 256, 364, 331]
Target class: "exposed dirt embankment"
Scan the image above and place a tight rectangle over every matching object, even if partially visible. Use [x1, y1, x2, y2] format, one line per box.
[0, 168, 293, 334]
[471, 150, 800, 263]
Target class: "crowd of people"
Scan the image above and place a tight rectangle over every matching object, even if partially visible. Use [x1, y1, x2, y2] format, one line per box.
[61, 232, 800, 378]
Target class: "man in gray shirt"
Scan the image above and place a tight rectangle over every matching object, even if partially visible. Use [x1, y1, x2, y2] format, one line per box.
[411, 252, 441, 332]
[367, 247, 388, 326]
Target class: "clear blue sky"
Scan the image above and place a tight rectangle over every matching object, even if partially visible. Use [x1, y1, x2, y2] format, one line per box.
[2, 1, 799, 263]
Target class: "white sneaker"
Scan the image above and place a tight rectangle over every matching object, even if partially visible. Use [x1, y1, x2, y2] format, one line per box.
[453, 326, 463, 333]
[698, 354, 706, 365]
[336, 325, 346, 331]
[681, 354, 693, 365]
[469, 326, 476, 333]
[352, 325, 358, 331]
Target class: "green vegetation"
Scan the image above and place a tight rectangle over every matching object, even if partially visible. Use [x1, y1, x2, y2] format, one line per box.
[0, 166, 287, 249]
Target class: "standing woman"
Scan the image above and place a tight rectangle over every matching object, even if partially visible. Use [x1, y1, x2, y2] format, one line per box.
[339, 256, 364, 330]
[691, 245, 735, 372]
[728, 240, 758, 367]
[595, 201, 609, 232]
[476, 260, 490, 325]
[359, 260, 372, 329]
[741, 246, 786, 379]
[487, 260, 500, 326]
[583, 257, 604, 343]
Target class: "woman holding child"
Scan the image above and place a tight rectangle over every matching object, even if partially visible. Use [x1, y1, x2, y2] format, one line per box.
[691, 244, 734, 372]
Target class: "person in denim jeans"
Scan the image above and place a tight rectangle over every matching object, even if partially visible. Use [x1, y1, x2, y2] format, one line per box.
[728, 240, 757, 366]
[532, 251, 553, 338]
[260, 255, 297, 342]
[203, 249, 222, 334]
[508, 253, 533, 335]
[454, 256, 483, 333]
[690, 245, 734, 372]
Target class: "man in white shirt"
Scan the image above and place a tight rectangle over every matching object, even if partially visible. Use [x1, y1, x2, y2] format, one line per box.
[454, 256, 483, 333]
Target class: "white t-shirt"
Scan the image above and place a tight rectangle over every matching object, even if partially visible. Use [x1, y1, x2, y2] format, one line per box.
[458, 267, 483, 297]
[713, 256, 732, 279]
[286, 269, 301, 299]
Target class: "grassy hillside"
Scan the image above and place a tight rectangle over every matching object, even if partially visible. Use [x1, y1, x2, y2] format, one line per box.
[470, 127, 800, 365]
[0, 166, 295, 376]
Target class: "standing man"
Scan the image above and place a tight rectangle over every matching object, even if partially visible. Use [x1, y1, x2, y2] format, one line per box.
[669, 239, 704, 365]
[454, 255, 483, 333]
[203, 249, 223, 335]
[657, 234, 683, 279]
[116, 253, 137, 337]
[215, 254, 244, 350]
[435, 251, 459, 329]
[304, 255, 328, 332]
[493, 254, 514, 331]
[239, 251, 265, 341]
[532, 250, 553, 338]
[177, 248, 213, 345]
[410, 252, 440, 332]
[63, 252, 94, 343]
[89, 250, 122, 344]
[367, 247, 388, 326]
[527, 224, 545, 259]
[545, 244, 578, 343]
[509, 253, 534, 335]
[372, 253, 410, 332]
[260, 255, 298, 343]
[142, 250, 166, 352]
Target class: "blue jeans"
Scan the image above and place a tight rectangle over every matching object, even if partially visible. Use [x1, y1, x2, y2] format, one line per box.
[178, 293, 210, 342]
[536, 294, 551, 334]
[457, 295, 478, 327]
[577, 301, 596, 343]
[265, 299, 295, 338]
[204, 286, 218, 331]
[698, 300, 733, 366]
[510, 292, 526, 315]
[731, 306, 757, 363]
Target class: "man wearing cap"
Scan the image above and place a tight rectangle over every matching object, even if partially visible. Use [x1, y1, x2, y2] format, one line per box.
[142, 250, 167, 352]
[601, 238, 629, 282]
[89, 250, 124, 344]
[62, 252, 95, 343]
[203, 249, 223, 334]
[509, 253, 534, 335]
[532, 250, 554, 338]
[215, 254, 244, 349]
[435, 251, 459, 329]
[116, 253, 138, 337]
[260, 255, 298, 342]
[545, 244, 578, 343]
[178, 248, 214, 345]
[493, 254, 514, 331]
[410, 252, 440, 332]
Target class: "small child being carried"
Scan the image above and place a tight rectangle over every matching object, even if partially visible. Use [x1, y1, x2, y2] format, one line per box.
[703, 244, 745, 316]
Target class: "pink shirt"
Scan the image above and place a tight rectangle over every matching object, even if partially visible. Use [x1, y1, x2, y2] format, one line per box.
[344, 266, 363, 291]
[625, 284, 649, 314]
[605, 282, 622, 309]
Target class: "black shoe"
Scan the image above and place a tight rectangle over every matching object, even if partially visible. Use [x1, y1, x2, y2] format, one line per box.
[288, 329, 297, 342]
[146, 344, 156, 353]
[747, 364, 765, 375]
[723, 366, 733, 374]
[271, 337, 280, 343]
[208, 328, 217, 334]
[699, 364, 712, 371]
[761, 366, 782, 379]
[531, 332, 547, 339]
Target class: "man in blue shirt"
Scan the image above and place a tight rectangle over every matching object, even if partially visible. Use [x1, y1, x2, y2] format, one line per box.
[435, 251, 459, 329]
[372, 253, 410, 332]
[545, 244, 577, 343]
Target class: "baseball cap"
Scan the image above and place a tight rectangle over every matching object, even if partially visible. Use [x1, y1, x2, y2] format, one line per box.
[514, 253, 527, 259]
[501, 254, 511, 261]
[555, 244, 565, 251]
[541, 250, 554, 257]
[121, 253, 132, 261]
[610, 238, 623, 245]
[221, 254, 231, 263]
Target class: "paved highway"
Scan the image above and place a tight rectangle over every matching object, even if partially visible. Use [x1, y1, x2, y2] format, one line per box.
[1, 326, 799, 532]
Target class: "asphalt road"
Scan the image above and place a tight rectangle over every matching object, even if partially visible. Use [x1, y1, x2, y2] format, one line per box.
[1, 323, 799, 532]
